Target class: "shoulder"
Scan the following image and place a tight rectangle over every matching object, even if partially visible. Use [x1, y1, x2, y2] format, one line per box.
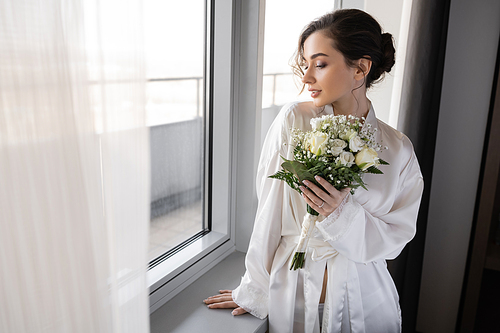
[279, 100, 317, 114]
[260, 101, 321, 162]
[376, 118, 413, 151]
[276, 101, 321, 129]
[375, 118, 417, 172]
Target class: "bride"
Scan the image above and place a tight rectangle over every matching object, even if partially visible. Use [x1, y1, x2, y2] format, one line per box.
[204, 9, 424, 333]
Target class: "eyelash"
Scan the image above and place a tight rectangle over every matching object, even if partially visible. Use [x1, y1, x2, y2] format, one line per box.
[303, 64, 326, 71]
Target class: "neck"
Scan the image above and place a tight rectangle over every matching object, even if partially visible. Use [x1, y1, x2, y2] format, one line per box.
[331, 87, 370, 119]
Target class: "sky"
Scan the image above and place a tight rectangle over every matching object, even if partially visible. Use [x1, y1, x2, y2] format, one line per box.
[141, 0, 338, 124]
[263, 0, 335, 74]
[143, 0, 336, 78]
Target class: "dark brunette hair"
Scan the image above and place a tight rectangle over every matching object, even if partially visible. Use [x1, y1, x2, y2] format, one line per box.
[293, 9, 395, 90]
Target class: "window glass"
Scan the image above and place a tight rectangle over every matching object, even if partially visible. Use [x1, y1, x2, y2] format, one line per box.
[261, 1, 335, 143]
[145, 0, 206, 262]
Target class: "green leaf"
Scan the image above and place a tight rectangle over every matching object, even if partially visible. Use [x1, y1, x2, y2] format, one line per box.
[378, 158, 389, 165]
[281, 160, 308, 178]
[308, 164, 324, 175]
[366, 166, 383, 174]
[281, 160, 316, 185]
[352, 173, 368, 191]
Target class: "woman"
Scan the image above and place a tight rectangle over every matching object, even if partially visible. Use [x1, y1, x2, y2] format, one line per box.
[204, 9, 424, 333]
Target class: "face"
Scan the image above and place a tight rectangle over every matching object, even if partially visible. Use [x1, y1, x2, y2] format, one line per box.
[301, 32, 359, 108]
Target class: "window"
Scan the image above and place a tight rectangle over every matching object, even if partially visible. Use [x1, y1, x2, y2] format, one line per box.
[147, 0, 237, 313]
[145, 0, 206, 263]
[260, 1, 336, 145]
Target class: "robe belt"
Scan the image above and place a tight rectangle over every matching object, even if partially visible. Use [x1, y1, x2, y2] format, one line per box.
[282, 236, 365, 333]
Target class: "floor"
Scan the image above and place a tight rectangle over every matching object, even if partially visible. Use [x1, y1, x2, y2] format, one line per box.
[148, 200, 203, 262]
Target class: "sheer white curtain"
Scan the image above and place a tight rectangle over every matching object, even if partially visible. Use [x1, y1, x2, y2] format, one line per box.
[0, 0, 150, 332]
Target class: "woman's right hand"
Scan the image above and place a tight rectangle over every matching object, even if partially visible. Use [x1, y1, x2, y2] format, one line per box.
[203, 290, 248, 316]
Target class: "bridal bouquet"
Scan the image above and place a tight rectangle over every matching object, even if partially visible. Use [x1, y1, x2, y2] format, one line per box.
[270, 114, 388, 270]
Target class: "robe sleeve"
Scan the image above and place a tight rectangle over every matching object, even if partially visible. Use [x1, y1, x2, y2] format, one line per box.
[231, 106, 291, 319]
[315, 136, 424, 263]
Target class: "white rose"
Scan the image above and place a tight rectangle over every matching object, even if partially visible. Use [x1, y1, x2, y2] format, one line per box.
[349, 134, 365, 152]
[307, 132, 328, 155]
[339, 151, 355, 167]
[355, 147, 379, 170]
[340, 129, 357, 141]
[330, 139, 347, 156]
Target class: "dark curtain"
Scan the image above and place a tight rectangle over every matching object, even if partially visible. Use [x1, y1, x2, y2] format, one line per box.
[387, 1, 451, 332]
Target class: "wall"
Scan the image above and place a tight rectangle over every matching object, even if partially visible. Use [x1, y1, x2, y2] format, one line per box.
[233, 0, 266, 252]
[416, 0, 500, 331]
[341, 0, 408, 126]
[150, 119, 202, 218]
[364, 0, 405, 125]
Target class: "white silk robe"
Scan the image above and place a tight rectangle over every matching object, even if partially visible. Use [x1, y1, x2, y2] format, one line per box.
[232, 101, 424, 333]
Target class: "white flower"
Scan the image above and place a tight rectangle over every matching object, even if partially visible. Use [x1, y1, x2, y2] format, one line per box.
[330, 139, 347, 156]
[310, 118, 322, 130]
[349, 134, 365, 152]
[340, 129, 357, 141]
[355, 147, 379, 171]
[339, 151, 355, 167]
[307, 132, 328, 155]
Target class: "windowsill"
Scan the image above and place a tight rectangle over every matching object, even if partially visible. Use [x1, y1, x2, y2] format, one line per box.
[150, 251, 268, 333]
[148, 232, 228, 293]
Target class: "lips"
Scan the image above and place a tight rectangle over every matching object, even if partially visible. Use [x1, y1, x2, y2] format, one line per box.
[309, 89, 321, 98]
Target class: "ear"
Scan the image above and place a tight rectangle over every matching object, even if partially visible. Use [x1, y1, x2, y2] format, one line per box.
[354, 57, 372, 81]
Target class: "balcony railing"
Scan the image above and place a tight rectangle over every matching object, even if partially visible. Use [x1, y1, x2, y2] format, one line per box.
[262, 72, 294, 107]
[147, 72, 294, 120]
[148, 77, 204, 118]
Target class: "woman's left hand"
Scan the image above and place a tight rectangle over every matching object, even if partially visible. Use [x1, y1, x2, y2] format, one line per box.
[203, 290, 247, 316]
[300, 175, 350, 216]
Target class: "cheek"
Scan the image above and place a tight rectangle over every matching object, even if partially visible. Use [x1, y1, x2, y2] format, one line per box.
[324, 70, 353, 92]
[321, 66, 354, 84]
[336, 66, 355, 80]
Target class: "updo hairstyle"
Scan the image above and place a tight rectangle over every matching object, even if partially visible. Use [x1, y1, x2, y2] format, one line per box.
[293, 9, 395, 89]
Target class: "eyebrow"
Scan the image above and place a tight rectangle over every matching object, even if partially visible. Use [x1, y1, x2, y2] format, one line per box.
[310, 52, 329, 60]
[311, 53, 328, 60]
[301, 53, 329, 63]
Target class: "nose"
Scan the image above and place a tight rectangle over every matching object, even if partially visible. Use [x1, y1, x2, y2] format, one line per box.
[301, 67, 314, 84]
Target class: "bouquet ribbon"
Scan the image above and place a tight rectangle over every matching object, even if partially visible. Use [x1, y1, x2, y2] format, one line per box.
[290, 212, 319, 270]
[282, 235, 365, 332]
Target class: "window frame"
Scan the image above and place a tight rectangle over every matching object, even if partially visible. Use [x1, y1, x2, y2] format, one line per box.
[148, 0, 238, 312]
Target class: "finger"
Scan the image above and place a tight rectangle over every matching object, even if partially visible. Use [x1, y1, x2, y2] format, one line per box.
[337, 187, 351, 201]
[302, 180, 331, 203]
[300, 185, 322, 206]
[314, 176, 339, 197]
[207, 301, 238, 309]
[340, 187, 351, 196]
[204, 294, 231, 302]
[204, 297, 233, 305]
[204, 295, 233, 304]
[219, 290, 232, 294]
[302, 192, 328, 211]
[205, 292, 231, 299]
[232, 307, 248, 316]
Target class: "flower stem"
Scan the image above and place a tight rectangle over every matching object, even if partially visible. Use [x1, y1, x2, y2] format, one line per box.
[307, 204, 319, 216]
[290, 252, 306, 270]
